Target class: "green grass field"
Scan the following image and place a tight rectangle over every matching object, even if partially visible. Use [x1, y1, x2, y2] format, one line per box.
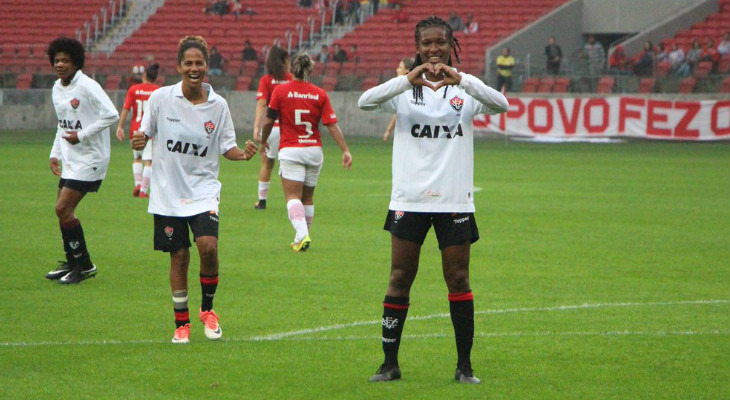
[0, 131, 728, 399]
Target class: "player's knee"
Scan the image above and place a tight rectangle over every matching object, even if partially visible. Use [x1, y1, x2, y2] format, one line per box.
[445, 270, 470, 293]
[197, 241, 218, 261]
[389, 268, 416, 291]
[54, 202, 73, 221]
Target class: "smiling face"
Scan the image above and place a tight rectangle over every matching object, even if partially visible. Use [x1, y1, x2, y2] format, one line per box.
[177, 47, 208, 90]
[416, 26, 451, 79]
[53, 51, 77, 84]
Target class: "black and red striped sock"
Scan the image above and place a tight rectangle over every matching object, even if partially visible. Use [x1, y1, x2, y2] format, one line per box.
[60, 218, 92, 268]
[449, 291, 475, 368]
[381, 295, 409, 367]
[200, 274, 219, 312]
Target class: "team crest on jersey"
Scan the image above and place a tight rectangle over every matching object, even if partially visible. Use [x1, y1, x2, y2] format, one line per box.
[204, 120, 215, 134]
[70, 98, 80, 110]
[449, 96, 464, 112]
[164, 226, 174, 238]
[394, 211, 404, 221]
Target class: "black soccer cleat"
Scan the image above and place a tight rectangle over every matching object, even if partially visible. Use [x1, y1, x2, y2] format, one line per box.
[455, 364, 481, 384]
[369, 364, 401, 382]
[45, 261, 74, 280]
[254, 199, 266, 210]
[58, 265, 97, 285]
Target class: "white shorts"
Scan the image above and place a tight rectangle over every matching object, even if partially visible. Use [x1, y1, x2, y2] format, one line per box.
[131, 138, 153, 161]
[278, 146, 324, 187]
[265, 126, 280, 159]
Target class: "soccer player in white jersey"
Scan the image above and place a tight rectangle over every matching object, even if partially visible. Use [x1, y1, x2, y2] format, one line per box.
[132, 36, 257, 344]
[44, 37, 120, 284]
[358, 16, 509, 384]
[261, 52, 352, 252]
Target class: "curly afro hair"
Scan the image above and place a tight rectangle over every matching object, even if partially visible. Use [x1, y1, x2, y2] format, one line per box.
[47, 36, 85, 70]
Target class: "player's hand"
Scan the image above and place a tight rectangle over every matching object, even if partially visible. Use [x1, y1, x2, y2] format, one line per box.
[253, 130, 262, 143]
[62, 131, 80, 145]
[242, 140, 258, 160]
[131, 131, 147, 150]
[342, 151, 352, 170]
[433, 63, 462, 88]
[383, 129, 392, 141]
[407, 63, 437, 89]
[50, 157, 61, 176]
[116, 127, 125, 142]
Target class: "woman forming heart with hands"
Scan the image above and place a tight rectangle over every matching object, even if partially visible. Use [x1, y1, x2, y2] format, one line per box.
[358, 15, 509, 384]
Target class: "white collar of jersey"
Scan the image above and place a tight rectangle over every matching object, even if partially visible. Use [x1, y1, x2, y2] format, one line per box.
[58, 69, 85, 88]
[421, 67, 460, 86]
[172, 81, 218, 103]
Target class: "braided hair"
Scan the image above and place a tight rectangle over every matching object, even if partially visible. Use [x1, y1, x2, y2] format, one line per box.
[410, 16, 462, 102]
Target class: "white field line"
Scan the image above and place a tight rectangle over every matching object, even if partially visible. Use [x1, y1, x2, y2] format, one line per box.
[2, 299, 728, 348]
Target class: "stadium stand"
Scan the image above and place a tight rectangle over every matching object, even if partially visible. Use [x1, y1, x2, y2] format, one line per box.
[720, 76, 730, 93]
[638, 77, 655, 94]
[596, 76, 615, 94]
[678, 77, 697, 93]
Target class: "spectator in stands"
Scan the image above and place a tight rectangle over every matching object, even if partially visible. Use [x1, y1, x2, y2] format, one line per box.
[668, 42, 686, 75]
[207, 0, 229, 16]
[241, 40, 258, 61]
[718, 32, 730, 56]
[317, 44, 330, 64]
[347, 0, 361, 24]
[683, 38, 703, 74]
[392, 4, 408, 24]
[655, 42, 669, 63]
[44, 36, 120, 284]
[350, 45, 360, 64]
[447, 12, 465, 32]
[699, 38, 720, 70]
[582, 35, 605, 76]
[463, 13, 478, 35]
[496, 47, 515, 92]
[608, 45, 630, 75]
[332, 43, 348, 64]
[370, 0, 379, 15]
[230, 0, 242, 19]
[544, 35, 562, 75]
[632, 40, 654, 77]
[383, 57, 414, 141]
[299, 0, 313, 7]
[208, 46, 225, 76]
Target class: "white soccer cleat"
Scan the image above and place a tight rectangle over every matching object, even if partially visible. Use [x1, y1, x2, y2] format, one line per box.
[199, 309, 222, 340]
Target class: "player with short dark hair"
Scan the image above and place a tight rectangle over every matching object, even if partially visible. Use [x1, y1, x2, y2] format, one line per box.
[116, 63, 161, 197]
[252, 46, 291, 210]
[45, 36, 120, 284]
[132, 36, 257, 343]
[261, 52, 352, 252]
[359, 16, 509, 383]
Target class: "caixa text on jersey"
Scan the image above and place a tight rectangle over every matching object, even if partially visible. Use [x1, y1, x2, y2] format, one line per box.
[167, 140, 208, 157]
[410, 123, 464, 139]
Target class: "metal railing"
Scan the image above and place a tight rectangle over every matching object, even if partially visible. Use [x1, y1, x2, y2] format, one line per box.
[76, 0, 127, 50]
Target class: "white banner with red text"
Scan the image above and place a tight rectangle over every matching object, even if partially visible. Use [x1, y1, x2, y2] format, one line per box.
[475, 96, 730, 141]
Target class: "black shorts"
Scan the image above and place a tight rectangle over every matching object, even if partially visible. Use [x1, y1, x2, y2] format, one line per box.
[154, 211, 219, 252]
[58, 178, 102, 193]
[384, 210, 479, 249]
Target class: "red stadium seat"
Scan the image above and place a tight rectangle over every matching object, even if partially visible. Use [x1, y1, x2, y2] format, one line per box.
[552, 77, 571, 93]
[104, 75, 122, 90]
[678, 77, 696, 93]
[596, 76, 615, 94]
[719, 77, 730, 93]
[638, 78, 655, 94]
[521, 77, 539, 92]
[361, 76, 380, 91]
[693, 61, 713, 78]
[15, 73, 33, 89]
[321, 76, 337, 91]
[235, 76, 252, 91]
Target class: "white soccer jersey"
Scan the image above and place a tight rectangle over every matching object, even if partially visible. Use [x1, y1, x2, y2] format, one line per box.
[359, 73, 508, 213]
[140, 82, 238, 217]
[49, 70, 119, 181]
